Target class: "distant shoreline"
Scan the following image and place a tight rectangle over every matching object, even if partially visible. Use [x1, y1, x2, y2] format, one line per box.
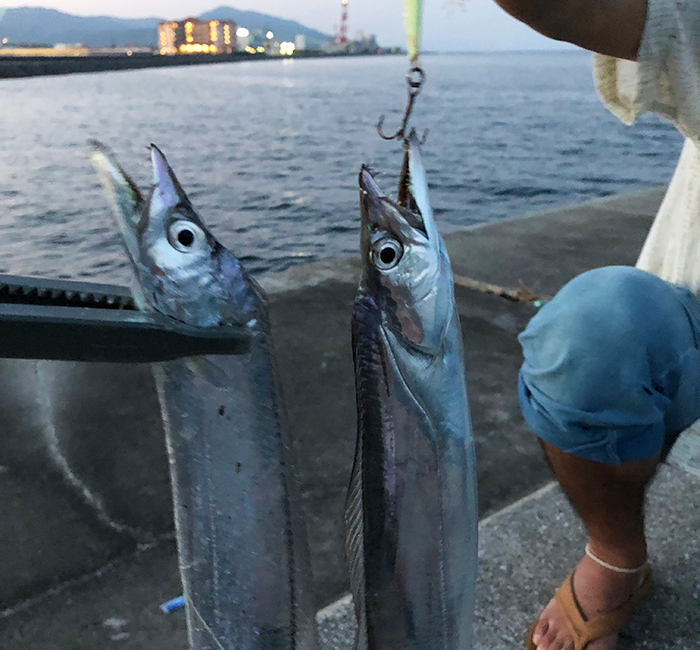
[0, 50, 389, 80]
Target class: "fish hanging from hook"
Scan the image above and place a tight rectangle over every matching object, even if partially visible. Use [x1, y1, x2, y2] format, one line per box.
[377, 0, 428, 143]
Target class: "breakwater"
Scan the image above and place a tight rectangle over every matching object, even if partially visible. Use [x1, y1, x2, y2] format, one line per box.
[0, 49, 379, 80]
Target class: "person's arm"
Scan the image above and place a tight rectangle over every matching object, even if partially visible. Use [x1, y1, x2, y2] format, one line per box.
[493, 0, 648, 61]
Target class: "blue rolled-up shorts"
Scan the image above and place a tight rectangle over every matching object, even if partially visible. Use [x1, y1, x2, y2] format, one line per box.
[518, 266, 700, 465]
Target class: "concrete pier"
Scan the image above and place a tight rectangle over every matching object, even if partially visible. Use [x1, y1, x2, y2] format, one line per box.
[0, 50, 380, 80]
[1, 186, 698, 649]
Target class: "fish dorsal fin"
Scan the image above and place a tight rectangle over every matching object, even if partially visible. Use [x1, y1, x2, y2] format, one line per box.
[344, 445, 368, 650]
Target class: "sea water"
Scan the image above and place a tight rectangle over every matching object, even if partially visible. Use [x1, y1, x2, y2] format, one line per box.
[0, 52, 683, 282]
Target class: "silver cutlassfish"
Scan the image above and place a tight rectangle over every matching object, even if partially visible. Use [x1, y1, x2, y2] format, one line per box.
[90, 142, 318, 650]
[346, 132, 478, 650]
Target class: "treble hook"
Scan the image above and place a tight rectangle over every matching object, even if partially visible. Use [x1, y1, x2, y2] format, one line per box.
[377, 66, 426, 142]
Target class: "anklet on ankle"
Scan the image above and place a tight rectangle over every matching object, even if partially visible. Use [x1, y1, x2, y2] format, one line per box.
[585, 544, 648, 574]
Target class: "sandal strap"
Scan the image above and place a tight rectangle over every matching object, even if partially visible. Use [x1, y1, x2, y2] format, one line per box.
[554, 565, 653, 650]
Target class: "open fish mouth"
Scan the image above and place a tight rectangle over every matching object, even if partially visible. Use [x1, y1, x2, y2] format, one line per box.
[359, 131, 439, 244]
[89, 140, 146, 266]
[89, 141, 206, 258]
[357, 131, 455, 354]
[90, 141, 258, 328]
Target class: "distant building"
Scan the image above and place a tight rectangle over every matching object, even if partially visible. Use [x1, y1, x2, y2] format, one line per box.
[235, 27, 251, 52]
[158, 18, 236, 55]
[295, 34, 306, 51]
[356, 33, 378, 54]
[322, 32, 378, 55]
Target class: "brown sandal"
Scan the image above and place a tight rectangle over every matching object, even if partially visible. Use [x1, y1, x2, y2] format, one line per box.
[525, 564, 652, 650]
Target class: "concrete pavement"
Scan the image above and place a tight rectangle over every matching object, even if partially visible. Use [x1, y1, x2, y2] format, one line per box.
[316, 463, 700, 650]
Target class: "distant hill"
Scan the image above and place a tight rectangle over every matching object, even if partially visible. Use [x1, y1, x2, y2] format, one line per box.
[0, 8, 159, 47]
[0, 6, 331, 48]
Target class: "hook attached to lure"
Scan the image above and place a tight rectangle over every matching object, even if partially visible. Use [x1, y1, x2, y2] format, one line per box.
[377, 0, 427, 143]
[377, 66, 426, 142]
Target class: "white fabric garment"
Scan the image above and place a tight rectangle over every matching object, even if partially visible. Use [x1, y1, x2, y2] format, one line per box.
[593, 0, 700, 292]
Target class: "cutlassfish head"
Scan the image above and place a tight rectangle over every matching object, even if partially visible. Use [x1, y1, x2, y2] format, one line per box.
[90, 141, 259, 328]
[359, 132, 454, 353]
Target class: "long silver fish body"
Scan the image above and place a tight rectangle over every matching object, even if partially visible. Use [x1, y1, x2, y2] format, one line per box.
[346, 133, 478, 650]
[90, 142, 318, 650]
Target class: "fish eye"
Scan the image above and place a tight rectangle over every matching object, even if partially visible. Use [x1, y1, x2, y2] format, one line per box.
[371, 238, 403, 271]
[168, 221, 204, 253]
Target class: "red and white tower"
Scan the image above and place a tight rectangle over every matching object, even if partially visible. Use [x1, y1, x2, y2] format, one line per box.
[336, 0, 348, 44]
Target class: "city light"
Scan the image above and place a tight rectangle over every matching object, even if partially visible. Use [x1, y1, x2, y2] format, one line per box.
[158, 18, 240, 56]
[266, 31, 274, 39]
[178, 43, 215, 54]
[280, 42, 296, 56]
[236, 27, 249, 38]
[256, 46, 265, 53]
[245, 46, 256, 54]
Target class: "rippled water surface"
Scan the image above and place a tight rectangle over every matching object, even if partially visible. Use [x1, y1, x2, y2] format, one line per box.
[0, 52, 683, 283]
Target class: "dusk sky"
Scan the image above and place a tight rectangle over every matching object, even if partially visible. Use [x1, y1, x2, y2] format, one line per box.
[0, 1, 579, 52]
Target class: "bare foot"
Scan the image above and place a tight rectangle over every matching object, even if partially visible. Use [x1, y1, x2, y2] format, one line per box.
[530, 549, 646, 650]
